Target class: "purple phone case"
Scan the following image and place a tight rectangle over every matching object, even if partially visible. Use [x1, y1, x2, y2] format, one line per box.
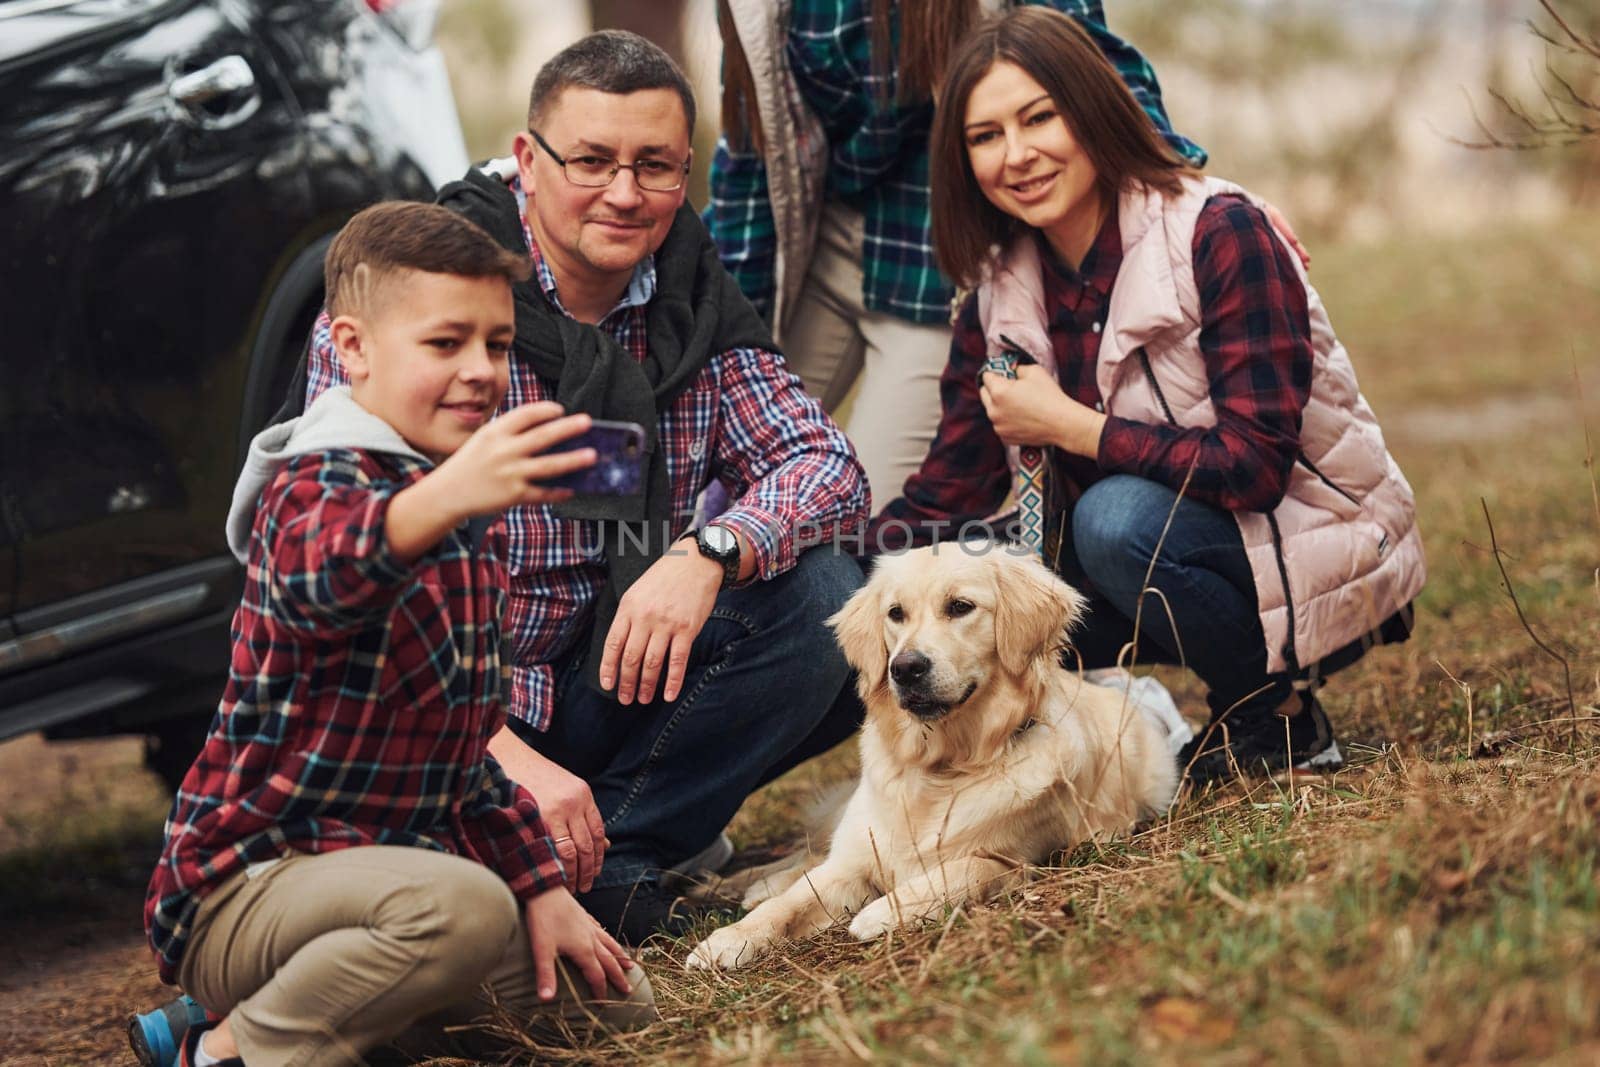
[546, 419, 646, 495]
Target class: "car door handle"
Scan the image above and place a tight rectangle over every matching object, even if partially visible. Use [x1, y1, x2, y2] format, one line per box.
[169, 55, 261, 129]
[170, 55, 255, 106]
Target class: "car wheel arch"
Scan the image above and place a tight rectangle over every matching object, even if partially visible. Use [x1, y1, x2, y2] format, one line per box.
[236, 231, 336, 467]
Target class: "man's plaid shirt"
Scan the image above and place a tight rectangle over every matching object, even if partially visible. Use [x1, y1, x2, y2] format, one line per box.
[869, 195, 1314, 550]
[145, 448, 566, 984]
[707, 0, 1208, 325]
[306, 186, 869, 732]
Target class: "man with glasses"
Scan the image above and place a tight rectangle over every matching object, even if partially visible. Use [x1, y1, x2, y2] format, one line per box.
[281, 30, 869, 942]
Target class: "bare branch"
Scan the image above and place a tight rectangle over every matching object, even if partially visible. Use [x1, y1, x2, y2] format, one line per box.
[1537, 0, 1600, 62]
[1479, 498, 1580, 754]
[1544, 64, 1600, 115]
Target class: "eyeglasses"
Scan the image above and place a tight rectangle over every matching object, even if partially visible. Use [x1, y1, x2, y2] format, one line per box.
[528, 129, 689, 192]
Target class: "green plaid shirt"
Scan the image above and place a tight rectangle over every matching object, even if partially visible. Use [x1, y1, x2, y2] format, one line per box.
[707, 0, 1206, 325]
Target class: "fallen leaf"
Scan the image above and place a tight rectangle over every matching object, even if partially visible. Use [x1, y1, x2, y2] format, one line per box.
[1047, 1030, 1080, 1064]
[1143, 995, 1236, 1046]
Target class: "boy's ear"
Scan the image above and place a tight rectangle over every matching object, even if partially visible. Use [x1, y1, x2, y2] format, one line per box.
[329, 315, 369, 383]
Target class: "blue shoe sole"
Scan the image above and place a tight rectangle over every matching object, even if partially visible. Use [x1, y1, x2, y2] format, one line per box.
[128, 1011, 176, 1067]
[128, 996, 207, 1067]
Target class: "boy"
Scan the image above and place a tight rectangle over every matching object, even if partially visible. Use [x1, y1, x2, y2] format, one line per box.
[139, 201, 655, 1067]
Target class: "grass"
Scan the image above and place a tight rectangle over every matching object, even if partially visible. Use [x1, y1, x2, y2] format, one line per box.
[0, 741, 167, 918]
[465, 208, 1600, 1064]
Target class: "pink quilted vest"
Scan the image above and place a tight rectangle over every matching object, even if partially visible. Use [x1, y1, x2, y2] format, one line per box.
[979, 176, 1425, 674]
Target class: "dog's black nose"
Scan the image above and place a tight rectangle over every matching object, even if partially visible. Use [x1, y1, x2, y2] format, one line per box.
[890, 650, 932, 686]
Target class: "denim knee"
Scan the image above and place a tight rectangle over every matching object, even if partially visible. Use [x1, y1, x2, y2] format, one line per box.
[748, 547, 863, 638]
[792, 548, 864, 622]
[1071, 475, 1172, 589]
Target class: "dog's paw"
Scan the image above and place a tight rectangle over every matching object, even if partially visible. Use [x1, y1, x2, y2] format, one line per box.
[686, 925, 765, 971]
[846, 900, 898, 941]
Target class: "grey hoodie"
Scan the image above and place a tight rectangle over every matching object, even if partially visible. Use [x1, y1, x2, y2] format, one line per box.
[226, 386, 428, 564]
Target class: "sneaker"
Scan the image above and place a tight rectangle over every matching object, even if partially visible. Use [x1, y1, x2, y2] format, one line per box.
[668, 832, 735, 878]
[128, 995, 211, 1067]
[1180, 692, 1343, 784]
[1084, 668, 1195, 756]
[578, 880, 698, 945]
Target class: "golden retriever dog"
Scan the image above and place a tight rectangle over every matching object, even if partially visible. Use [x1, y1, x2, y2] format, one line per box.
[687, 545, 1179, 971]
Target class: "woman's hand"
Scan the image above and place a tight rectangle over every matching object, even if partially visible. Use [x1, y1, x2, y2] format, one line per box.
[980, 364, 1107, 458]
[524, 886, 635, 1001]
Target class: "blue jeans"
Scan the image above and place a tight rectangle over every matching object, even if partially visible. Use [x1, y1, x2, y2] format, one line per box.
[1065, 475, 1291, 721]
[516, 549, 864, 890]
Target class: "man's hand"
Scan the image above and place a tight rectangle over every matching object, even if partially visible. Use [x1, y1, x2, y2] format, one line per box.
[599, 543, 725, 706]
[489, 727, 608, 893]
[980, 364, 1106, 458]
[387, 403, 596, 562]
[524, 886, 635, 1002]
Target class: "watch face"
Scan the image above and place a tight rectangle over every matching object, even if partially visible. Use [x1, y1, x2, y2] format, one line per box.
[703, 524, 739, 556]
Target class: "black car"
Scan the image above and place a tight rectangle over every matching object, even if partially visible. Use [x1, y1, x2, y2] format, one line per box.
[0, 0, 468, 787]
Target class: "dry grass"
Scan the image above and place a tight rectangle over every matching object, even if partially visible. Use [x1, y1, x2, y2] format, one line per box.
[441, 741, 1600, 1065]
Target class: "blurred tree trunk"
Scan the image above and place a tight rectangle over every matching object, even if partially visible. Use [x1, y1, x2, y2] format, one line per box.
[590, 0, 689, 71]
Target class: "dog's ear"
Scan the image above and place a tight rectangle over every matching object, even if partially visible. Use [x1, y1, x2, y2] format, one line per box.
[993, 553, 1088, 675]
[828, 583, 889, 696]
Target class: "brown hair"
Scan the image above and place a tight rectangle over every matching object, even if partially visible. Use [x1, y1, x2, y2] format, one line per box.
[869, 0, 980, 103]
[929, 6, 1196, 288]
[324, 201, 530, 318]
[718, 1, 978, 152]
[717, 0, 764, 153]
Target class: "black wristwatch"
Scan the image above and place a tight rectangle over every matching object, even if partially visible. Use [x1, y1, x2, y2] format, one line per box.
[692, 523, 741, 589]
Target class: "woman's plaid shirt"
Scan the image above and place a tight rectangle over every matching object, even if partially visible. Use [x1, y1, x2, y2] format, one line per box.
[144, 449, 566, 984]
[707, 0, 1208, 325]
[869, 196, 1314, 550]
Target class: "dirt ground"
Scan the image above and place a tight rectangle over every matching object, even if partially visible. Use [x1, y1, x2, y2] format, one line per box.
[0, 734, 173, 1066]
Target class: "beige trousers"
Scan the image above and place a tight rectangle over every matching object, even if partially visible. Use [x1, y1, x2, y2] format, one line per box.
[178, 846, 656, 1067]
[781, 202, 952, 510]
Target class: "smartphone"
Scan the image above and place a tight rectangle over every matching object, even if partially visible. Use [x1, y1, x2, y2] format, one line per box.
[545, 418, 647, 495]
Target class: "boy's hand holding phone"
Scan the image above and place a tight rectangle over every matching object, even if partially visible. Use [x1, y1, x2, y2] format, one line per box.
[435, 401, 598, 514]
[387, 402, 596, 562]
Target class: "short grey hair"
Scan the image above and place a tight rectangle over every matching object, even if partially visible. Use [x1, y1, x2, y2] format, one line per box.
[528, 30, 696, 136]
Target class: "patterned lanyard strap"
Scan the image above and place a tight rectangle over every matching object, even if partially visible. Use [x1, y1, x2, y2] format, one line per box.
[985, 335, 1048, 561]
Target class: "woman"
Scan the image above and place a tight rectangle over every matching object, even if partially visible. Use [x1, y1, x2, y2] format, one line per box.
[708, 0, 1207, 508]
[868, 6, 1425, 782]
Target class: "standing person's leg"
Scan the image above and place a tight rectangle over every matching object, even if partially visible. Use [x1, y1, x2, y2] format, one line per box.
[178, 847, 526, 1067]
[847, 302, 951, 510]
[779, 202, 949, 509]
[776, 203, 867, 412]
[530, 550, 861, 921]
